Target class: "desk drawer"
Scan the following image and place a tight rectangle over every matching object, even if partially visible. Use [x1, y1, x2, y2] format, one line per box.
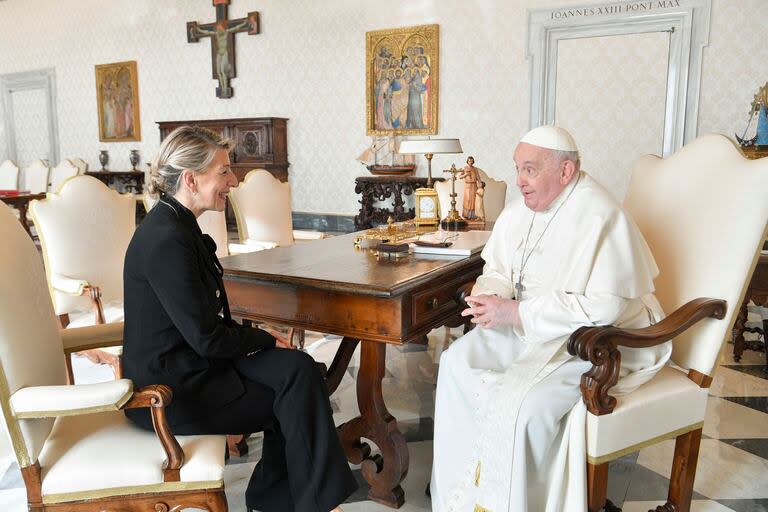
[412, 275, 474, 327]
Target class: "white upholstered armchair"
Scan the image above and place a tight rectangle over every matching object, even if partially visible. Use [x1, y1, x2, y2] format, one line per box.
[48, 159, 80, 193]
[566, 135, 768, 512]
[69, 157, 89, 174]
[0, 201, 227, 512]
[21, 160, 50, 194]
[30, 176, 135, 379]
[144, 192, 274, 258]
[198, 208, 277, 257]
[229, 169, 325, 247]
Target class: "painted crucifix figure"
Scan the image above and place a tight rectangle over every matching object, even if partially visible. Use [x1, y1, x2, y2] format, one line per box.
[187, 0, 260, 99]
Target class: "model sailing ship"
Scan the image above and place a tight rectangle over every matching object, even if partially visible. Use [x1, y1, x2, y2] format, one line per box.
[735, 83, 768, 148]
[357, 136, 416, 175]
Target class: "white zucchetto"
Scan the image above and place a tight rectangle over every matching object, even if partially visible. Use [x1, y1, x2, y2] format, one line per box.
[519, 125, 579, 152]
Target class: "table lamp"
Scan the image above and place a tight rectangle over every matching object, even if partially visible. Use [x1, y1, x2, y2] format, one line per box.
[398, 138, 463, 188]
[398, 138, 463, 226]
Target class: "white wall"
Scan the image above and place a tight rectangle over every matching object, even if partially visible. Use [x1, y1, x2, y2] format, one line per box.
[0, 0, 765, 215]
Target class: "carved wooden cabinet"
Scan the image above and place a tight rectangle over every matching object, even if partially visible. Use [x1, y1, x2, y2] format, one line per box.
[157, 117, 289, 182]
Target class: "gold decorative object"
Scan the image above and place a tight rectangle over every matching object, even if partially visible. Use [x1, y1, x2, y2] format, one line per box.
[353, 220, 422, 246]
[414, 187, 440, 226]
[440, 164, 468, 230]
[365, 24, 439, 136]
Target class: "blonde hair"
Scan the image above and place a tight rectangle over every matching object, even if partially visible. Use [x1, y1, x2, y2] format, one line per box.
[148, 126, 233, 197]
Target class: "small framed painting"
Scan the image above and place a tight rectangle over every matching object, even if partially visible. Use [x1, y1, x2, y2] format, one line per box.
[95, 60, 141, 142]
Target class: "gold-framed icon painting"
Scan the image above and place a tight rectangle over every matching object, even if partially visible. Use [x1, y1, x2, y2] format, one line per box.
[366, 24, 439, 136]
[95, 60, 141, 142]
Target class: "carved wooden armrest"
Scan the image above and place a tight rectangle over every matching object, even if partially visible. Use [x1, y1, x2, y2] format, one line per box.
[567, 297, 727, 416]
[122, 385, 183, 482]
[82, 285, 106, 325]
[51, 274, 106, 325]
[454, 281, 475, 309]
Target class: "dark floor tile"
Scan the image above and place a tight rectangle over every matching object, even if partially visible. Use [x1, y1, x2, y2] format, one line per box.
[722, 396, 768, 414]
[343, 470, 370, 503]
[399, 342, 428, 353]
[722, 365, 768, 380]
[399, 417, 434, 443]
[719, 438, 768, 460]
[624, 463, 707, 501]
[606, 452, 640, 506]
[717, 499, 768, 512]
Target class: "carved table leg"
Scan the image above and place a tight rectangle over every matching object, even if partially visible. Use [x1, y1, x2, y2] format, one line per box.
[326, 337, 360, 394]
[732, 298, 748, 362]
[338, 341, 408, 508]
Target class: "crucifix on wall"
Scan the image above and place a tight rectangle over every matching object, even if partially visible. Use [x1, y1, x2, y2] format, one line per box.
[187, 0, 260, 99]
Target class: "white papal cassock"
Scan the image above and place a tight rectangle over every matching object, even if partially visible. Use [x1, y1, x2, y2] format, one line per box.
[431, 171, 672, 512]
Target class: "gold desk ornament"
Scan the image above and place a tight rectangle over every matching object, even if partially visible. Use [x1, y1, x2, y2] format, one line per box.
[440, 163, 468, 230]
[353, 220, 421, 247]
[414, 187, 440, 226]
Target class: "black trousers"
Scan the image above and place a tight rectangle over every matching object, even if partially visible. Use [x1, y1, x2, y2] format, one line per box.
[129, 349, 357, 512]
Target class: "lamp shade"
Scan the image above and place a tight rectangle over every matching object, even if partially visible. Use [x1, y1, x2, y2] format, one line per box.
[398, 138, 463, 155]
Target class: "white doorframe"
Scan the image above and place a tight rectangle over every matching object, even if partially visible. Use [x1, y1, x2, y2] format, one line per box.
[526, 0, 711, 156]
[1, 68, 59, 165]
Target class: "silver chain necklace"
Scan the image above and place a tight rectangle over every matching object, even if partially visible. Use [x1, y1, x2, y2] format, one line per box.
[515, 172, 581, 299]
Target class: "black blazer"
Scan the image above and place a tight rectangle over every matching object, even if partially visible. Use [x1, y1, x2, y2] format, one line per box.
[122, 195, 275, 426]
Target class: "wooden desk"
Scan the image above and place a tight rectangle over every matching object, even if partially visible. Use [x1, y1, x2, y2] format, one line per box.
[222, 232, 484, 508]
[733, 253, 768, 366]
[0, 192, 46, 237]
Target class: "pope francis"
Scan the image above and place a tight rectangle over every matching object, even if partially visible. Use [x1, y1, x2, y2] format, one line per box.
[430, 126, 671, 512]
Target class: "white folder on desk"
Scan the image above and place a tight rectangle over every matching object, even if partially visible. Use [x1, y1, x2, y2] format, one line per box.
[410, 230, 492, 257]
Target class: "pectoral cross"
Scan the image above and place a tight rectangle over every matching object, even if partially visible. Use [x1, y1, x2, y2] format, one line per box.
[514, 280, 525, 300]
[187, 0, 260, 99]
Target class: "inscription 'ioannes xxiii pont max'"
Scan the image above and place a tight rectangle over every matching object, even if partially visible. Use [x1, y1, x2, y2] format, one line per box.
[550, 0, 681, 19]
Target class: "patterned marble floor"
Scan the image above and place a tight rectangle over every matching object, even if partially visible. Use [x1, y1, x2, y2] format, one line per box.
[1, 321, 767, 512]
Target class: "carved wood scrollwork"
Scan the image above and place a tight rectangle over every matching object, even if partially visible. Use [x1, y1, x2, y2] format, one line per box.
[568, 298, 727, 416]
[354, 176, 430, 229]
[123, 385, 184, 482]
[569, 326, 622, 416]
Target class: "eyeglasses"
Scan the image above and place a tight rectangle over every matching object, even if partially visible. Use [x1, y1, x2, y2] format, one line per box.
[414, 232, 460, 247]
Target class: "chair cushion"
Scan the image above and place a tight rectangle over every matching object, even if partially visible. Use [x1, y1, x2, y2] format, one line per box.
[586, 365, 708, 464]
[39, 411, 225, 503]
[10, 380, 132, 418]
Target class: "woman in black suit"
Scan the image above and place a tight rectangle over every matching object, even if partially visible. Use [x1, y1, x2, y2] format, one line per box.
[123, 126, 356, 512]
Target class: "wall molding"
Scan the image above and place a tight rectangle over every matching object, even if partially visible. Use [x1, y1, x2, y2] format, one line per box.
[0, 68, 59, 165]
[527, 0, 711, 156]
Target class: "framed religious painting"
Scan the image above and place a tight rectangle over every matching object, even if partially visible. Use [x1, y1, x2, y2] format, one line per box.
[95, 60, 141, 142]
[366, 24, 439, 136]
